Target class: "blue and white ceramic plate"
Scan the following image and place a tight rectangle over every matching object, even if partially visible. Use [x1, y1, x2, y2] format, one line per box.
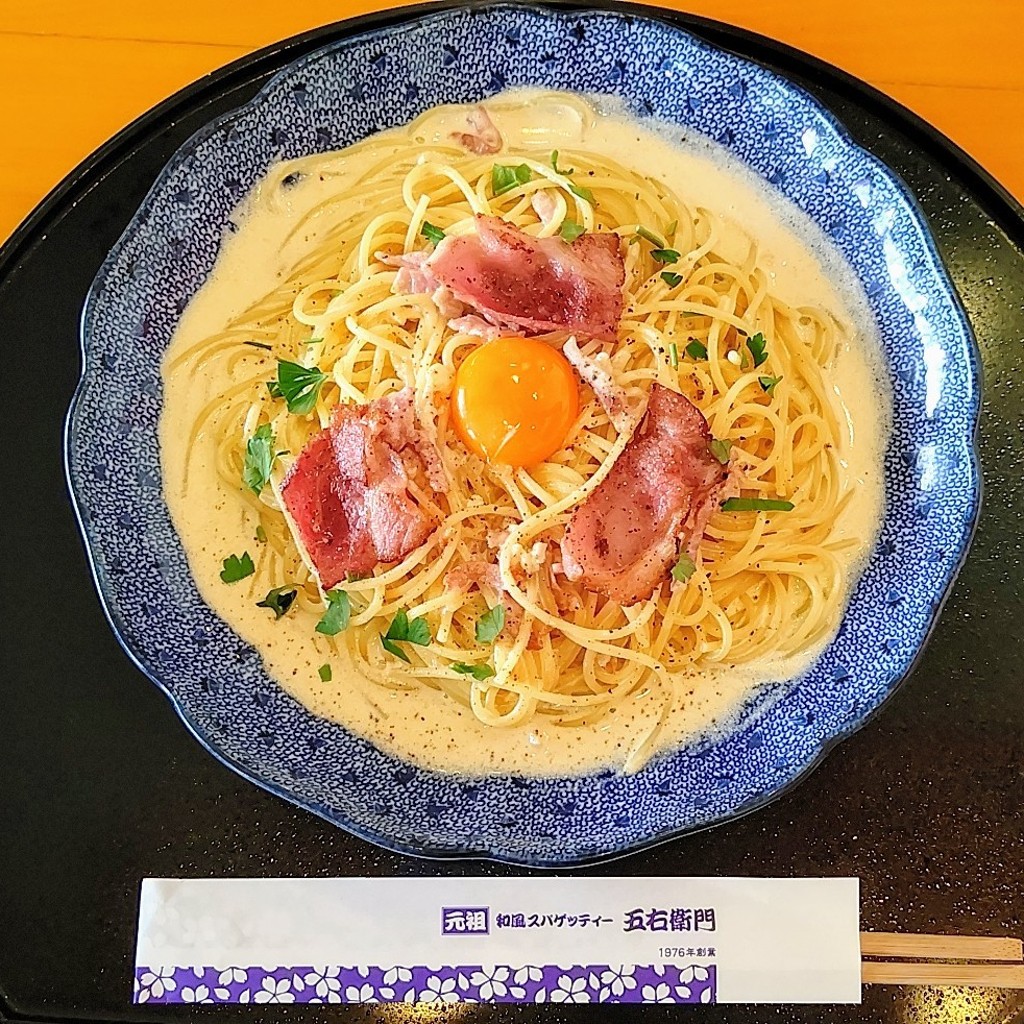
[66, 4, 981, 865]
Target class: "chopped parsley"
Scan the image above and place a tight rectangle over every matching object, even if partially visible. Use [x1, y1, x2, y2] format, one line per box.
[307, 336, 324, 345]
[380, 636, 408, 662]
[746, 331, 768, 368]
[256, 585, 298, 619]
[421, 222, 445, 244]
[451, 661, 496, 681]
[220, 551, 254, 583]
[567, 181, 595, 204]
[315, 589, 351, 636]
[759, 374, 782, 396]
[276, 359, 326, 415]
[242, 423, 276, 496]
[560, 220, 585, 242]
[710, 438, 731, 465]
[668, 342, 679, 369]
[265, 380, 283, 399]
[244, 340, 273, 351]
[318, 663, 332, 682]
[492, 163, 533, 196]
[634, 225, 665, 247]
[721, 497, 795, 512]
[651, 248, 680, 264]
[380, 609, 432, 662]
[475, 604, 506, 644]
[685, 340, 708, 360]
[255, 524, 267, 543]
[671, 552, 696, 582]
[550, 150, 574, 175]
[396, 610, 431, 645]
[660, 271, 683, 287]
[546, 152, 595, 204]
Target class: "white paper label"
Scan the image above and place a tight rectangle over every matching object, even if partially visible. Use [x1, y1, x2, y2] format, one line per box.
[134, 876, 860, 1005]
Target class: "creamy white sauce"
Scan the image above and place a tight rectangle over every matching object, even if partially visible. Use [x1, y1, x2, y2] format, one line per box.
[160, 90, 890, 777]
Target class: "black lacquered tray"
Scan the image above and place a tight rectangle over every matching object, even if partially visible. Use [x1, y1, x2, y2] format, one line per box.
[1, 4, 1022, 1022]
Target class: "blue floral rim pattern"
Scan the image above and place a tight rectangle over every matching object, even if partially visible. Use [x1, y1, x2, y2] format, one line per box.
[67, 4, 981, 865]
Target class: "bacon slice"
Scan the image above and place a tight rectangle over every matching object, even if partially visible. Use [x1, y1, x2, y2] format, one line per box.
[445, 560, 518, 629]
[451, 106, 503, 155]
[531, 190, 559, 227]
[562, 336, 637, 432]
[280, 390, 439, 589]
[444, 559, 528, 645]
[447, 314, 524, 341]
[560, 384, 730, 605]
[429, 215, 624, 341]
[444, 559, 504, 596]
[377, 250, 434, 294]
[377, 250, 464, 319]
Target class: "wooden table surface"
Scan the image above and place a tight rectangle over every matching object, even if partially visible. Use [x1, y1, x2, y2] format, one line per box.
[1, 0, 1021, 243]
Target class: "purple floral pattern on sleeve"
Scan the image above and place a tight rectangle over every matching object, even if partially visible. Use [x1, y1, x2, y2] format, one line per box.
[134, 963, 716, 1004]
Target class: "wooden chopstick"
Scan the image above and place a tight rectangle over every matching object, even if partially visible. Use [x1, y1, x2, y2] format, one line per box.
[860, 932, 1024, 988]
[862, 962, 1024, 987]
[860, 932, 1024, 962]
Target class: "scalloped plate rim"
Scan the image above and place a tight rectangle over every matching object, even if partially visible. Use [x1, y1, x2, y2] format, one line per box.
[64, 1, 983, 866]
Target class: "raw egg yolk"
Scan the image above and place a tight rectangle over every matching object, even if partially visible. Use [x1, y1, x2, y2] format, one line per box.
[451, 337, 579, 467]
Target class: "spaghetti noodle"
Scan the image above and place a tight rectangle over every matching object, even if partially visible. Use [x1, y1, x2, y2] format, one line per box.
[161, 91, 887, 774]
